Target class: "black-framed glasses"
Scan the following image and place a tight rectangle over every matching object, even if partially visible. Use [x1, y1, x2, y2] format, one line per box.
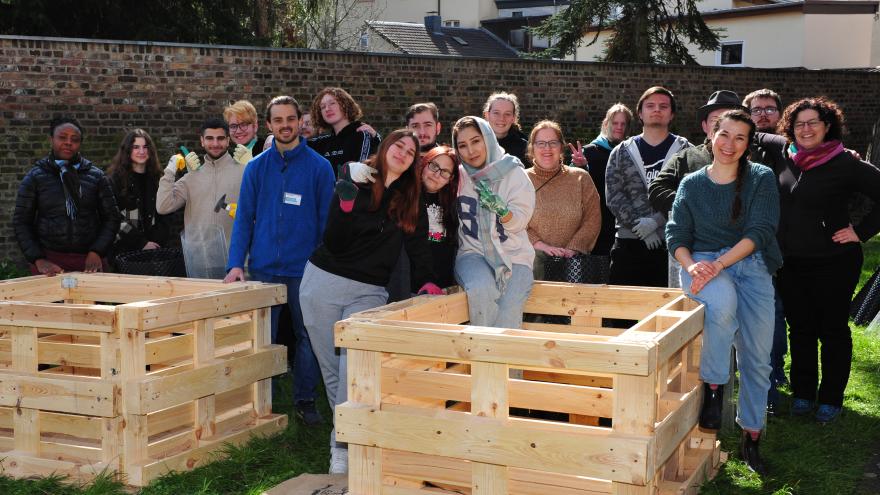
[427, 161, 453, 180]
[793, 119, 824, 130]
[750, 107, 778, 116]
[229, 123, 254, 132]
[534, 140, 561, 149]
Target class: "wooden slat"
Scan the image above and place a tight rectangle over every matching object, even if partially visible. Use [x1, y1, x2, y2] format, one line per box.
[337, 319, 655, 376]
[194, 319, 216, 440]
[349, 349, 383, 495]
[524, 283, 680, 320]
[0, 276, 67, 302]
[0, 451, 113, 481]
[0, 302, 115, 332]
[471, 362, 509, 495]
[522, 321, 625, 337]
[144, 334, 194, 366]
[611, 372, 656, 491]
[652, 389, 702, 471]
[252, 308, 271, 418]
[11, 326, 37, 372]
[68, 272, 227, 303]
[350, 293, 469, 324]
[38, 341, 101, 368]
[126, 346, 287, 415]
[0, 371, 117, 416]
[336, 403, 649, 484]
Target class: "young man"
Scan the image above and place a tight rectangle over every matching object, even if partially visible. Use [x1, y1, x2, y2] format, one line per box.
[406, 102, 442, 151]
[156, 118, 244, 268]
[224, 100, 262, 165]
[605, 86, 691, 288]
[308, 87, 380, 176]
[14, 117, 119, 275]
[225, 96, 335, 426]
[744, 89, 783, 134]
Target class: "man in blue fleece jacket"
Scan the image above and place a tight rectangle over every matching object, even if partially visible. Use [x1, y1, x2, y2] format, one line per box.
[224, 95, 335, 425]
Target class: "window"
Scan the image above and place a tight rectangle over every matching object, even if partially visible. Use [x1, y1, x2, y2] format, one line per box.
[717, 41, 744, 66]
[358, 32, 369, 49]
[512, 11, 523, 17]
[509, 29, 525, 48]
[443, 20, 460, 27]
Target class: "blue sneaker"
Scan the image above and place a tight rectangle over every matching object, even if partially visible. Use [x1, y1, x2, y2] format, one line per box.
[790, 398, 814, 416]
[815, 404, 842, 424]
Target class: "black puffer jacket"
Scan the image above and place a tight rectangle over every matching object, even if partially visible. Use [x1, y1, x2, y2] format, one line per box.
[14, 156, 120, 263]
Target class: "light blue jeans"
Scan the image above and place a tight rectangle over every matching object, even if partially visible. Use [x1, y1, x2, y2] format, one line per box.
[455, 253, 533, 329]
[680, 249, 774, 431]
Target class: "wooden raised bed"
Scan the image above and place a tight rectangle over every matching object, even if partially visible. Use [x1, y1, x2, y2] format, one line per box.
[0, 273, 288, 486]
[335, 282, 723, 495]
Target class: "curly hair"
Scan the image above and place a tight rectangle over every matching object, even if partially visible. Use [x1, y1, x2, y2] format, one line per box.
[777, 96, 847, 144]
[526, 120, 565, 166]
[310, 87, 363, 133]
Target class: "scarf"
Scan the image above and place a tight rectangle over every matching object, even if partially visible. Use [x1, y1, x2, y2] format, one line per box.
[790, 140, 844, 172]
[457, 117, 522, 284]
[591, 135, 615, 152]
[51, 153, 82, 220]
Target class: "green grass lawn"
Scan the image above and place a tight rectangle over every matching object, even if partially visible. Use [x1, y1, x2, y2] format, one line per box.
[2, 237, 879, 494]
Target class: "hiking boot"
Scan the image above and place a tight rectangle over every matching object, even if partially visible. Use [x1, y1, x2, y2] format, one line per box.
[329, 447, 348, 474]
[295, 400, 323, 426]
[699, 383, 723, 430]
[740, 431, 767, 476]
[790, 398, 814, 416]
[815, 404, 842, 424]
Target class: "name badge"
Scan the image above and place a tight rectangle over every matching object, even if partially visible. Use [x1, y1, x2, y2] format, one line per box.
[283, 192, 302, 206]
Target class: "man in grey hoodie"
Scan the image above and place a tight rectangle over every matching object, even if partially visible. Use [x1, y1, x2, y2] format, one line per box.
[605, 86, 691, 288]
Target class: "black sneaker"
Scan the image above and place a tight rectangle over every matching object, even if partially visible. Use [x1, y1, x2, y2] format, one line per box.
[699, 383, 724, 430]
[740, 431, 767, 476]
[295, 400, 323, 426]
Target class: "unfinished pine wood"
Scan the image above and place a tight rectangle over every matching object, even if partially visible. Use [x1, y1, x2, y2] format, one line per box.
[471, 362, 509, 495]
[252, 308, 271, 418]
[348, 349, 383, 495]
[194, 319, 216, 440]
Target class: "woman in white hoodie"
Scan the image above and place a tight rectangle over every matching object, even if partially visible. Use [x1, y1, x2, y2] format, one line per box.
[452, 116, 536, 329]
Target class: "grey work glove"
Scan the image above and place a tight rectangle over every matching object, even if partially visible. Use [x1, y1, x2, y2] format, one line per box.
[632, 217, 659, 239]
[643, 232, 663, 250]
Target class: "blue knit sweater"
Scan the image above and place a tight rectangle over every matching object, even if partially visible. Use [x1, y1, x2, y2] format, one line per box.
[666, 162, 783, 274]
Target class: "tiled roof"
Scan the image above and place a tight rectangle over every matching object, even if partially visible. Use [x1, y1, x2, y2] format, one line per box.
[366, 21, 520, 59]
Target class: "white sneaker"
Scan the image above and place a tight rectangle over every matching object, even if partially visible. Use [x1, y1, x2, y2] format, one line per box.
[329, 447, 348, 474]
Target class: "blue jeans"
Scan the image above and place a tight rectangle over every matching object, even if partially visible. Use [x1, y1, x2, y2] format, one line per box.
[680, 249, 774, 431]
[249, 271, 320, 405]
[767, 281, 787, 405]
[455, 253, 533, 329]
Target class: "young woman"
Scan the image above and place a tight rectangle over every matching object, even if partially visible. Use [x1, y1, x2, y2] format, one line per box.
[421, 145, 460, 289]
[453, 116, 535, 329]
[666, 110, 782, 475]
[308, 87, 380, 175]
[106, 129, 170, 257]
[483, 92, 528, 165]
[526, 120, 601, 282]
[299, 129, 439, 474]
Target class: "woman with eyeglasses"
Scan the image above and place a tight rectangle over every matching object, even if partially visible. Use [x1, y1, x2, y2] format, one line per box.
[525, 120, 601, 283]
[420, 145, 460, 289]
[771, 97, 880, 423]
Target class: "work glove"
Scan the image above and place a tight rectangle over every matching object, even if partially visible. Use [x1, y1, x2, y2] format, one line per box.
[348, 161, 378, 183]
[642, 232, 663, 250]
[417, 282, 443, 295]
[233, 144, 253, 165]
[166, 154, 183, 172]
[475, 180, 510, 218]
[335, 179, 359, 213]
[184, 151, 202, 172]
[632, 217, 659, 239]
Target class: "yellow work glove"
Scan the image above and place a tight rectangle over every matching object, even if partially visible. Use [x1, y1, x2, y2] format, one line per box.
[233, 144, 253, 165]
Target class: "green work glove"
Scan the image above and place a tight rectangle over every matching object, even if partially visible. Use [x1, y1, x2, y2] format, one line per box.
[335, 179, 359, 213]
[475, 180, 510, 218]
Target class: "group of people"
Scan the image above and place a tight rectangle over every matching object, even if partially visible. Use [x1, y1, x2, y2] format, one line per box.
[12, 84, 880, 477]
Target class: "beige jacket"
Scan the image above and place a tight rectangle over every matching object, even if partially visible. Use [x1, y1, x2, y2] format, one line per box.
[156, 152, 244, 245]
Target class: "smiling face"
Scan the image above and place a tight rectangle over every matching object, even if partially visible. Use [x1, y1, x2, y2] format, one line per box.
[423, 153, 455, 193]
[319, 94, 346, 129]
[50, 124, 82, 161]
[227, 114, 257, 145]
[639, 93, 674, 129]
[408, 110, 441, 149]
[793, 109, 829, 151]
[532, 128, 562, 171]
[129, 137, 149, 166]
[385, 136, 418, 180]
[484, 99, 516, 138]
[266, 103, 301, 148]
[200, 128, 230, 160]
[455, 126, 488, 168]
[711, 118, 751, 168]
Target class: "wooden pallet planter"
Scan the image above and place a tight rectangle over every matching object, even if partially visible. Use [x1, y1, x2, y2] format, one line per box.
[335, 282, 723, 494]
[0, 273, 289, 486]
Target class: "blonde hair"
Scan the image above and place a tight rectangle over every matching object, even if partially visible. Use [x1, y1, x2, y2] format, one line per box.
[223, 100, 258, 124]
[526, 120, 565, 165]
[482, 92, 521, 130]
[600, 103, 634, 140]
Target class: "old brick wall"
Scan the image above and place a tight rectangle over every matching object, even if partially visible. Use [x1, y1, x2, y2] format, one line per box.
[2, 35, 879, 263]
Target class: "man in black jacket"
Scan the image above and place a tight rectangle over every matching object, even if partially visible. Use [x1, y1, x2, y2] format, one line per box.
[308, 87, 380, 176]
[13, 117, 119, 275]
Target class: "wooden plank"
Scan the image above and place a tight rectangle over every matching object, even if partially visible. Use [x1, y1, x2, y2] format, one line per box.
[127, 414, 287, 486]
[194, 319, 216, 440]
[522, 370, 614, 389]
[0, 372, 117, 416]
[38, 410, 103, 439]
[471, 362, 509, 495]
[523, 283, 679, 320]
[349, 293, 469, 324]
[336, 403, 649, 484]
[68, 272, 227, 303]
[0, 276, 67, 302]
[336, 320, 655, 376]
[522, 321, 625, 337]
[651, 307, 705, 366]
[349, 349, 383, 495]
[11, 326, 37, 372]
[382, 367, 614, 417]
[652, 389, 702, 471]
[147, 428, 196, 460]
[38, 341, 101, 368]
[252, 308, 271, 417]
[0, 451, 114, 481]
[101, 416, 122, 464]
[611, 373, 656, 490]
[99, 333, 119, 380]
[0, 302, 115, 332]
[126, 346, 287, 415]
[144, 334, 194, 366]
[123, 284, 285, 331]
[14, 407, 40, 454]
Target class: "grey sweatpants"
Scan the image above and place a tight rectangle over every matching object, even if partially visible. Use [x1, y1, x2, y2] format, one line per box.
[300, 262, 388, 449]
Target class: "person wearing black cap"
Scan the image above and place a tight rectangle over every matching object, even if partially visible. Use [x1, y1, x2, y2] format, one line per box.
[13, 117, 120, 275]
[649, 90, 748, 214]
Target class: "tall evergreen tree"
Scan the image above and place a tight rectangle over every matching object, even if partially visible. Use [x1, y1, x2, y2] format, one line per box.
[530, 0, 721, 65]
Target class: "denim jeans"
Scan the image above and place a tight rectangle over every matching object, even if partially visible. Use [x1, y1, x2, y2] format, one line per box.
[249, 271, 320, 405]
[767, 281, 788, 406]
[680, 249, 774, 431]
[300, 262, 389, 449]
[455, 253, 533, 329]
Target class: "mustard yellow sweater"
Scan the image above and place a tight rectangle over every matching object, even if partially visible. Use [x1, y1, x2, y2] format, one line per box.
[526, 165, 601, 254]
